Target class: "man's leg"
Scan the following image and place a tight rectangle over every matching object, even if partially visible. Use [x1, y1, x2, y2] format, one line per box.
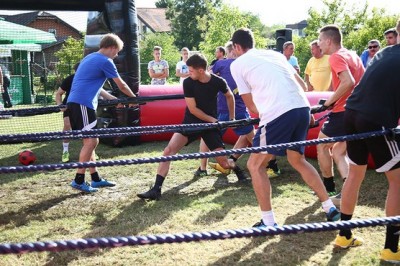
[195, 139, 209, 177]
[332, 141, 349, 180]
[334, 163, 366, 248]
[62, 116, 71, 163]
[137, 133, 188, 200]
[317, 131, 336, 195]
[381, 168, 400, 261]
[247, 152, 276, 226]
[287, 149, 339, 221]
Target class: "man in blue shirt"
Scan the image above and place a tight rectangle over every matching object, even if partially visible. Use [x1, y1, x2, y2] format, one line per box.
[67, 33, 136, 193]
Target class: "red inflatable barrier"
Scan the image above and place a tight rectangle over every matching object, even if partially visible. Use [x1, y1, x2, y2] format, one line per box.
[138, 86, 375, 168]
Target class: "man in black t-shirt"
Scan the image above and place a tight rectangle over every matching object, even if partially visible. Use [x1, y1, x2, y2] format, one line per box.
[334, 21, 400, 262]
[55, 63, 79, 163]
[137, 53, 248, 201]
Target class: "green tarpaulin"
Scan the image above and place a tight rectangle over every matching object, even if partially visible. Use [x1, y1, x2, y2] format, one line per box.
[0, 19, 56, 44]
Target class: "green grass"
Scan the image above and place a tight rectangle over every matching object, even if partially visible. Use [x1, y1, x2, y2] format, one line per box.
[0, 130, 393, 265]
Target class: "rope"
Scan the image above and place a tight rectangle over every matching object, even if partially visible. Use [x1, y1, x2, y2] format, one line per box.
[0, 94, 184, 117]
[0, 128, 391, 174]
[1, 216, 399, 255]
[0, 118, 259, 144]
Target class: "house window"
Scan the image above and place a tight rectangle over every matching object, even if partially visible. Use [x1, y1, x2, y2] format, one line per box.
[142, 25, 147, 33]
[48, 29, 57, 36]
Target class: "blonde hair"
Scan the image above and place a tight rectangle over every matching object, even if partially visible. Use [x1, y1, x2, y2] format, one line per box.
[99, 33, 123, 50]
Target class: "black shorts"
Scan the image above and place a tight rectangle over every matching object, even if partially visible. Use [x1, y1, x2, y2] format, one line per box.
[321, 111, 346, 137]
[182, 128, 224, 151]
[67, 103, 97, 130]
[345, 109, 400, 172]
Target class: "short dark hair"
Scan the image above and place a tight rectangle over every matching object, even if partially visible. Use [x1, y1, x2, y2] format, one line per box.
[231, 28, 255, 50]
[384, 28, 398, 37]
[319, 25, 342, 45]
[186, 53, 207, 70]
[216, 46, 226, 56]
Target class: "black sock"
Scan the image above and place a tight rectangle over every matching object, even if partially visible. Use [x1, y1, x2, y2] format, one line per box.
[323, 176, 336, 192]
[74, 173, 85, 184]
[384, 225, 400, 252]
[154, 174, 165, 190]
[91, 172, 101, 182]
[229, 155, 238, 162]
[339, 213, 353, 239]
[268, 159, 279, 172]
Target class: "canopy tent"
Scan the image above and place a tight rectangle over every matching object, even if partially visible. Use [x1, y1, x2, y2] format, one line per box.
[0, 19, 56, 44]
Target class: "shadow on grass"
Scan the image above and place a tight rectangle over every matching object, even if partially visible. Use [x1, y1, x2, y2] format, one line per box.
[0, 193, 80, 227]
[44, 174, 248, 265]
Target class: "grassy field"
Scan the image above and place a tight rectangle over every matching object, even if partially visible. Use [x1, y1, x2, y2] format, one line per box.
[0, 129, 393, 266]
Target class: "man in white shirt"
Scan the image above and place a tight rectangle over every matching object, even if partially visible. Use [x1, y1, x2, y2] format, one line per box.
[230, 28, 340, 228]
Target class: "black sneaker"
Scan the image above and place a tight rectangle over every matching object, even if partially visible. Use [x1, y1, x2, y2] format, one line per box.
[194, 167, 208, 177]
[233, 166, 248, 182]
[137, 187, 161, 200]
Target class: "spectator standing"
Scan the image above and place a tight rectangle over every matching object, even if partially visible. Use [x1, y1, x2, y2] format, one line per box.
[360, 40, 380, 68]
[176, 47, 190, 84]
[148, 46, 169, 85]
[304, 40, 332, 92]
[283, 41, 300, 74]
[0, 63, 12, 108]
[384, 28, 398, 46]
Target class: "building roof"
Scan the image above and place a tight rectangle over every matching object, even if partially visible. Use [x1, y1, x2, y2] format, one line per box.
[1, 11, 82, 36]
[137, 8, 170, 33]
[286, 20, 308, 30]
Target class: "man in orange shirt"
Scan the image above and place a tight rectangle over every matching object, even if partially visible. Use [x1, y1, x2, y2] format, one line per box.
[316, 25, 365, 205]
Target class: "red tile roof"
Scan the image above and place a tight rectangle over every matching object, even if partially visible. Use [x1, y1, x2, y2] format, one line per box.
[137, 8, 170, 33]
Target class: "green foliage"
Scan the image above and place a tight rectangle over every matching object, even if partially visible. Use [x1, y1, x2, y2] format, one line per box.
[166, 0, 222, 50]
[199, 4, 268, 61]
[295, 0, 397, 77]
[54, 37, 84, 79]
[139, 32, 181, 84]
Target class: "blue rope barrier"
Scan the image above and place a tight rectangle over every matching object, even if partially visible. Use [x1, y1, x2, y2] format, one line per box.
[0, 128, 391, 174]
[0, 118, 260, 143]
[1, 216, 399, 255]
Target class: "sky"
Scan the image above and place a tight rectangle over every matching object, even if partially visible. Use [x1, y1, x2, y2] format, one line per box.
[0, 0, 399, 31]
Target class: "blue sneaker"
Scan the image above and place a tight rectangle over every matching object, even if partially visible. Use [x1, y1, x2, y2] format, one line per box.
[326, 207, 340, 222]
[71, 181, 98, 193]
[91, 178, 116, 188]
[252, 219, 278, 229]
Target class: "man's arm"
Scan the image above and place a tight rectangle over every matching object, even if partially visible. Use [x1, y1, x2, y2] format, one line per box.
[224, 89, 235, 120]
[240, 93, 258, 115]
[185, 97, 217, 123]
[324, 70, 355, 106]
[112, 77, 136, 97]
[305, 74, 313, 91]
[294, 72, 308, 91]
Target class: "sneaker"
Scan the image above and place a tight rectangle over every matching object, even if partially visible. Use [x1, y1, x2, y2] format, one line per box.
[70, 180, 98, 193]
[327, 190, 338, 197]
[62, 151, 70, 163]
[266, 168, 281, 178]
[233, 166, 248, 182]
[252, 219, 278, 229]
[208, 162, 231, 175]
[330, 192, 341, 207]
[137, 187, 161, 200]
[91, 178, 116, 188]
[326, 207, 340, 222]
[194, 167, 208, 177]
[334, 234, 363, 249]
[381, 248, 400, 263]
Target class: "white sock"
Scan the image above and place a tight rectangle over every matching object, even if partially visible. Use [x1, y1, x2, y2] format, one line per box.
[322, 199, 336, 213]
[63, 143, 69, 153]
[261, 210, 276, 226]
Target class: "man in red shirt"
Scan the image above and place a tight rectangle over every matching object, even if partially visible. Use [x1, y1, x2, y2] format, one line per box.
[316, 25, 365, 207]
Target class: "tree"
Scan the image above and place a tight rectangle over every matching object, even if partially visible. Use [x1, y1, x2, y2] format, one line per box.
[155, 0, 174, 8]
[294, 0, 397, 77]
[55, 36, 84, 78]
[139, 32, 180, 84]
[164, 0, 222, 50]
[199, 4, 268, 61]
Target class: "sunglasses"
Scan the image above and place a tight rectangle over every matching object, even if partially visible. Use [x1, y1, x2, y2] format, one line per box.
[368, 45, 379, 49]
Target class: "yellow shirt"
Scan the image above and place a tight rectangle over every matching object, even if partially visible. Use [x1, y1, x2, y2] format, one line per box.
[304, 55, 331, 91]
